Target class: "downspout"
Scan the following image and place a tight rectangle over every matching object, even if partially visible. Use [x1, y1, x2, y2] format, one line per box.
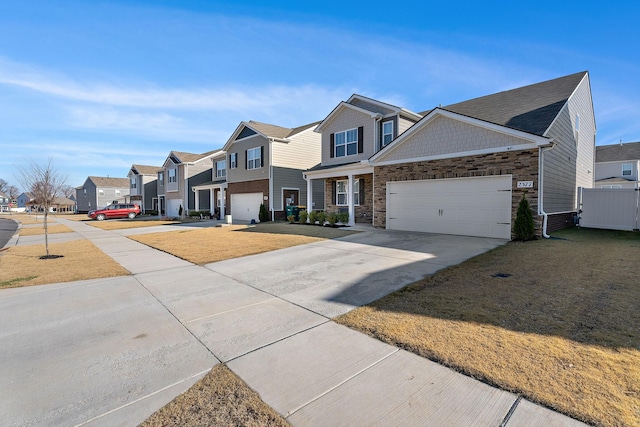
[269, 138, 274, 222]
[538, 140, 557, 238]
[184, 163, 189, 219]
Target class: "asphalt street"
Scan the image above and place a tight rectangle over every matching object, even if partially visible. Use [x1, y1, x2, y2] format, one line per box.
[0, 218, 18, 248]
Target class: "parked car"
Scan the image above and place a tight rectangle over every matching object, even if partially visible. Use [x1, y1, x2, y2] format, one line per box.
[88, 204, 140, 220]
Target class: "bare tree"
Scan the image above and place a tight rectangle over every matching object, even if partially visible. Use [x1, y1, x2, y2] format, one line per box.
[59, 184, 76, 199]
[18, 159, 67, 258]
[0, 178, 8, 194]
[7, 185, 19, 200]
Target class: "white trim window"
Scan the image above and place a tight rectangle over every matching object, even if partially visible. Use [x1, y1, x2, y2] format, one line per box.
[130, 177, 136, 189]
[382, 121, 393, 146]
[335, 129, 358, 157]
[158, 172, 164, 185]
[168, 168, 177, 183]
[601, 185, 623, 189]
[336, 180, 347, 205]
[230, 153, 237, 169]
[216, 160, 226, 178]
[115, 190, 121, 197]
[98, 189, 105, 196]
[353, 179, 360, 206]
[247, 147, 261, 169]
[622, 163, 632, 176]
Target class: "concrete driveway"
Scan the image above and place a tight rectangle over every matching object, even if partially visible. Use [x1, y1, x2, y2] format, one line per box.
[3, 222, 584, 426]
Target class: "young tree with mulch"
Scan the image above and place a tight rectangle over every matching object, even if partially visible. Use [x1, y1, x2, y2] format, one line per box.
[513, 193, 535, 241]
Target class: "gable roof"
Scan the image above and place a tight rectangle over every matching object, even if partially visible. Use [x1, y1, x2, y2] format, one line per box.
[87, 176, 129, 188]
[596, 142, 640, 162]
[438, 71, 588, 136]
[168, 149, 221, 164]
[131, 164, 162, 175]
[223, 120, 320, 151]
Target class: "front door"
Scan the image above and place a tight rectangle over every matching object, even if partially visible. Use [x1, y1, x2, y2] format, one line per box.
[283, 189, 299, 207]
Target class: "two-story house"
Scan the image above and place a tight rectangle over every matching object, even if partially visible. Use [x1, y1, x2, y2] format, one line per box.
[304, 95, 422, 225]
[75, 176, 130, 213]
[307, 71, 596, 239]
[223, 120, 322, 222]
[595, 141, 640, 188]
[17, 192, 34, 209]
[127, 164, 162, 214]
[159, 150, 220, 218]
[191, 150, 228, 218]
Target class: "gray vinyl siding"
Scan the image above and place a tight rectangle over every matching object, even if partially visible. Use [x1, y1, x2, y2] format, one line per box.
[143, 176, 158, 211]
[543, 76, 596, 213]
[321, 108, 376, 166]
[272, 167, 308, 210]
[76, 179, 96, 212]
[312, 179, 324, 210]
[271, 128, 322, 170]
[187, 169, 213, 210]
[596, 161, 639, 181]
[157, 171, 165, 196]
[226, 134, 270, 183]
[97, 187, 128, 208]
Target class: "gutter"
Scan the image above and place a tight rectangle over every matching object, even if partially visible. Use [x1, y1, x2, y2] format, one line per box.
[538, 140, 557, 238]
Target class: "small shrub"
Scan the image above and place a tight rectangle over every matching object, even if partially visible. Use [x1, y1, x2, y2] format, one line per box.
[188, 210, 200, 217]
[316, 211, 326, 225]
[337, 211, 349, 224]
[308, 210, 317, 224]
[178, 205, 183, 217]
[259, 203, 269, 222]
[514, 194, 535, 241]
[299, 210, 308, 224]
[287, 215, 295, 223]
[327, 212, 338, 226]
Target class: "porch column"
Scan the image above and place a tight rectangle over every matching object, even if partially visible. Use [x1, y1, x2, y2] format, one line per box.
[194, 189, 200, 211]
[306, 176, 313, 222]
[209, 188, 214, 214]
[220, 187, 226, 218]
[348, 174, 355, 226]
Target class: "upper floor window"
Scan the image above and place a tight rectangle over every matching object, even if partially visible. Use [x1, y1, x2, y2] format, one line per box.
[168, 168, 177, 183]
[98, 189, 105, 196]
[622, 163, 632, 176]
[216, 160, 226, 178]
[247, 147, 261, 170]
[130, 178, 136, 189]
[335, 129, 358, 157]
[230, 153, 237, 169]
[382, 121, 393, 146]
[83, 188, 87, 195]
[158, 172, 164, 184]
[115, 190, 121, 197]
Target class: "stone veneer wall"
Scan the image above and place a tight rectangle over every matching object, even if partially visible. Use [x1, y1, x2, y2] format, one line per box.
[324, 174, 373, 223]
[373, 150, 542, 238]
[227, 179, 270, 219]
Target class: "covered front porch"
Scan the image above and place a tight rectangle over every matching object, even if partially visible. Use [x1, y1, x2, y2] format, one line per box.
[304, 162, 373, 226]
[192, 181, 227, 219]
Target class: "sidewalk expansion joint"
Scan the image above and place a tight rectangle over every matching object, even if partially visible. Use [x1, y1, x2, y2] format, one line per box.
[284, 347, 400, 418]
[185, 298, 276, 324]
[499, 396, 522, 427]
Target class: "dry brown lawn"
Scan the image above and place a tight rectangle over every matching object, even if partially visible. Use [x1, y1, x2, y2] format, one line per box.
[0, 240, 129, 288]
[130, 222, 356, 264]
[87, 219, 181, 230]
[141, 365, 288, 427]
[18, 224, 74, 236]
[336, 228, 640, 427]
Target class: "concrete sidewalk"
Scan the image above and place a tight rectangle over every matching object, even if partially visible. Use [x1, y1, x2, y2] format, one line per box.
[2, 218, 587, 426]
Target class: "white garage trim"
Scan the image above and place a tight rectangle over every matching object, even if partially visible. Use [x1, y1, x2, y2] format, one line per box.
[166, 199, 183, 218]
[386, 175, 512, 239]
[231, 192, 263, 222]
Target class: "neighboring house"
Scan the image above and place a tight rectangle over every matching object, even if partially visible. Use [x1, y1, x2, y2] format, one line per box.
[17, 192, 34, 208]
[305, 95, 422, 224]
[594, 141, 640, 188]
[222, 120, 322, 222]
[76, 176, 130, 213]
[159, 150, 220, 218]
[192, 150, 228, 218]
[26, 197, 75, 213]
[0, 191, 9, 211]
[128, 164, 162, 213]
[307, 71, 596, 239]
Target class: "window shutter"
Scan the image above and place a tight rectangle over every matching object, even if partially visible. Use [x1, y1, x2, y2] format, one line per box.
[245, 150, 248, 169]
[332, 180, 337, 205]
[329, 133, 335, 158]
[261, 146, 264, 167]
[359, 178, 365, 205]
[358, 126, 364, 153]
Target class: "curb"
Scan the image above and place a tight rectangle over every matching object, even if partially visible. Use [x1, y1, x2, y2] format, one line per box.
[1, 219, 21, 253]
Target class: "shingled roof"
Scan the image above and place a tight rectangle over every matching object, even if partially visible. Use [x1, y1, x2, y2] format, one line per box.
[596, 142, 640, 162]
[88, 176, 129, 188]
[438, 71, 588, 136]
[245, 120, 320, 139]
[131, 164, 162, 175]
[171, 149, 221, 163]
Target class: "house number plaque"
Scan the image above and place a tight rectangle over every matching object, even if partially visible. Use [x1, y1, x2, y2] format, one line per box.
[517, 181, 534, 188]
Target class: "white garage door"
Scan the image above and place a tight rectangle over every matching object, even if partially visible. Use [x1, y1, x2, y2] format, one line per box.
[231, 192, 263, 222]
[386, 175, 512, 239]
[166, 199, 182, 218]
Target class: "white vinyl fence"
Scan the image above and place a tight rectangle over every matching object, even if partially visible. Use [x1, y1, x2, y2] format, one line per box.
[578, 188, 639, 231]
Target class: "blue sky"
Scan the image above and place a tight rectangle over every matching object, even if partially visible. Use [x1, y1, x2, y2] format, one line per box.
[1, 0, 639, 191]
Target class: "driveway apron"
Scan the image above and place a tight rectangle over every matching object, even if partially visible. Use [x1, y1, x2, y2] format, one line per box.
[1, 218, 587, 426]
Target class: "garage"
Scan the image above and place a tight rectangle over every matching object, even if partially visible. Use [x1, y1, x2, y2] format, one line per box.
[166, 199, 182, 218]
[386, 175, 512, 239]
[231, 192, 264, 222]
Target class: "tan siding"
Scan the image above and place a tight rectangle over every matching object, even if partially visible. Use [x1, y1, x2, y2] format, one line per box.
[596, 161, 639, 181]
[380, 116, 534, 162]
[569, 76, 596, 191]
[271, 128, 321, 169]
[226, 134, 270, 183]
[397, 116, 417, 135]
[321, 108, 376, 166]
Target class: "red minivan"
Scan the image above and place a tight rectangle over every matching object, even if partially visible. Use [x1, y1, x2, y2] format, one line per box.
[88, 204, 141, 220]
